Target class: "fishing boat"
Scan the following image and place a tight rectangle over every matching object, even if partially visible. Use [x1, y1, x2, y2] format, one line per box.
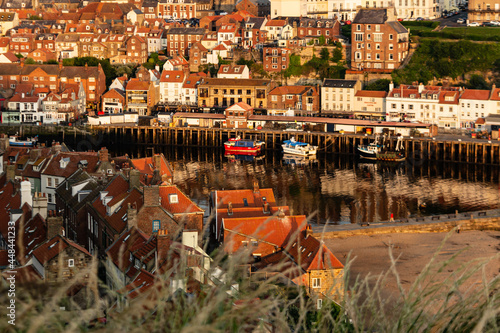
[9, 136, 38, 147]
[357, 134, 405, 162]
[281, 137, 317, 156]
[224, 136, 265, 155]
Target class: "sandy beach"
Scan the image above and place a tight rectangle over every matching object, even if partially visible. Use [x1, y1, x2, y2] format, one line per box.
[324, 230, 500, 301]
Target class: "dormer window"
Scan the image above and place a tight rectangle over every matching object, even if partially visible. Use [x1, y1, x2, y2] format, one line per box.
[410, 94, 415, 98]
[169, 194, 178, 203]
[59, 157, 70, 169]
[394, 93, 399, 97]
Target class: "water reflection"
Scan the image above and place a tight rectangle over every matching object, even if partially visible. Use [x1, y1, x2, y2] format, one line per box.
[104, 145, 498, 225]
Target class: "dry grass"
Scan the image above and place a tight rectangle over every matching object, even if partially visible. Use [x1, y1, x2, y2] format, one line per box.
[1, 230, 499, 332]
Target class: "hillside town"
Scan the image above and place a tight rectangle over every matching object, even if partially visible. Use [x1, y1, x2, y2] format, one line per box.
[1, 0, 500, 330]
[0, 1, 498, 131]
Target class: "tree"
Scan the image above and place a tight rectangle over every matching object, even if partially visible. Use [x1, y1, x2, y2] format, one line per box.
[320, 47, 330, 62]
[364, 79, 391, 91]
[331, 47, 343, 63]
[468, 75, 490, 89]
[318, 35, 326, 46]
[24, 58, 36, 64]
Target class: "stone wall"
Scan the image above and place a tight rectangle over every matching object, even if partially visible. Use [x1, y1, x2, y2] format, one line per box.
[313, 217, 500, 239]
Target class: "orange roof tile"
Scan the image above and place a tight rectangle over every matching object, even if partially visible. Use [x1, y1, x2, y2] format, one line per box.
[159, 185, 203, 214]
[160, 70, 185, 83]
[355, 90, 387, 98]
[32, 235, 91, 265]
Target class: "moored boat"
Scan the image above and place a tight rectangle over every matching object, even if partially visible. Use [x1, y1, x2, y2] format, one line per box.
[9, 136, 38, 147]
[282, 137, 317, 156]
[357, 135, 405, 162]
[224, 136, 265, 155]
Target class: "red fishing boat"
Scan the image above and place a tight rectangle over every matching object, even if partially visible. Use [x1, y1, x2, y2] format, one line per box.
[224, 136, 265, 155]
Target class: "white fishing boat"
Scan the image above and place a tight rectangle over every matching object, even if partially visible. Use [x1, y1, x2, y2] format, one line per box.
[281, 137, 317, 156]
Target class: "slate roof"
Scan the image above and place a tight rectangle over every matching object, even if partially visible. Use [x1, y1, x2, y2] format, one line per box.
[323, 79, 358, 88]
[387, 21, 408, 34]
[167, 27, 205, 35]
[353, 9, 388, 24]
[54, 169, 102, 213]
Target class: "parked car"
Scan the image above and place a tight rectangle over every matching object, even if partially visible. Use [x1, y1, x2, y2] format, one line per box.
[416, 17, 424, 21]
[467, 22, 480, 26]
[490, 20, 500, 26]
[457, 18, 465, 24]
[482, 22, 494, 26]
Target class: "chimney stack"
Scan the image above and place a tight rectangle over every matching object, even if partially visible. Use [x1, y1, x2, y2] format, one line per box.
[156, 228, 170, 258]
[144, 185, 160, 206]
[0, 135, 9, 150]
[227, 202, 233, 215]
[129, 169, 141, 190]
[153, 154, 162, 170]
[20, 180, 32, 207]
[263, 202, 270, 214]
[6, 164, 15, 182]
[99, 147, 109, 162]
[127, 203, 137, 230]
[305, 224, 313, 238]
[51, 142, 62, 154]
[253, 180, 259, 193]
[277, 208, 285, 219]
[46, 211, 64, 240]
[32, 192, 48, 219]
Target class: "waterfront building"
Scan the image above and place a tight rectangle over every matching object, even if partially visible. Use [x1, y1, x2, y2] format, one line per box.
[125, 78, 159, 115]
[196, 78, 276, 110]
[101, 88, 126, 114]
[386, 82, 461, 128]
[459, 89, 490, 129]
[351, 8, 409, 72]
[353, 90, 387, 120]
[159, 70, 186, 104]
[321, 79, 362, 115]
[268, 85, 320, 116]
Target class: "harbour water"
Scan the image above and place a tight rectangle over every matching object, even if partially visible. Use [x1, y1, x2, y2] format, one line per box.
[108, 144, 500, 225]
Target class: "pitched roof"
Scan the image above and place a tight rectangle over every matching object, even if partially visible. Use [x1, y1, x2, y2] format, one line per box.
[218, 64, 247, 76]
[41, 151, 99, 178]
[223, 215, 308, 255]
[159, 185, 203, 214]
[126, 79, 150, 91]
[323, 79, 358, 88]
[183, 74, 203, 89]
[355, 90, 387, 98]
[269, 85, 318, 96]
[254, 234, 343, 277]
[213, 187, 276, 209]
[160, 70, 185, 83]
[32, 235, 91, 265]
[266, 20, 286, 27]
[131, 154, 173, 180]
[353, 8, 389, 24]
[491, 88, 500, 101]
[461, 89, 490, 100]
[120, 268, 156, 299]
[106, 227, 149, 272]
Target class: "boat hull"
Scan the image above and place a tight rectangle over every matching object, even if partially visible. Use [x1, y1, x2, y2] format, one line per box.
[282, 146, 317, 156]
[357, 146, 405, 162]
[224, 144, 262, 155]
[9, 141, 35, 147]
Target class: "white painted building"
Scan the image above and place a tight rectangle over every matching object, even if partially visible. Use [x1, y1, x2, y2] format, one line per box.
[321, 79, 362, 113]
[271, 0, 307, 18]
[159, 70, 186, 103]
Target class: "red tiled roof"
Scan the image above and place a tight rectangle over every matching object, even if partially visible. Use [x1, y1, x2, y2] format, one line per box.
[160, 70, 185, 83]
[266, 20, 286, 27]
[183, 75, 203, 89]
[107, 188, 144, 234]
[223, 215, 308, 255]
[355, 90, 387, 98]
[21, 213, 47, 263]
[126, 79, 150, 91]
[461, 89, 490, 100]
[2, 52, 19, 62]
[214, 188, 276, 209]
[42, 151, 99, 178]
[254, 234, 343, 278]
[159, 185, 203, 214]
[168, 55, 188, 66]
[106, 227, 149, 272]
[121, 268, 156, 299]
[227, 101, 254, 112]
[32, 235, 91, 265]
[269, 85, 318, 96]
[491, 88, 500, 101]
[131, 154, 173, 180]
[218, 64, 246, 76]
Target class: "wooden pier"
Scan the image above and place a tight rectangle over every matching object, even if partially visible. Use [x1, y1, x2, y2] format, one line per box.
[90, 125, 500, 165]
